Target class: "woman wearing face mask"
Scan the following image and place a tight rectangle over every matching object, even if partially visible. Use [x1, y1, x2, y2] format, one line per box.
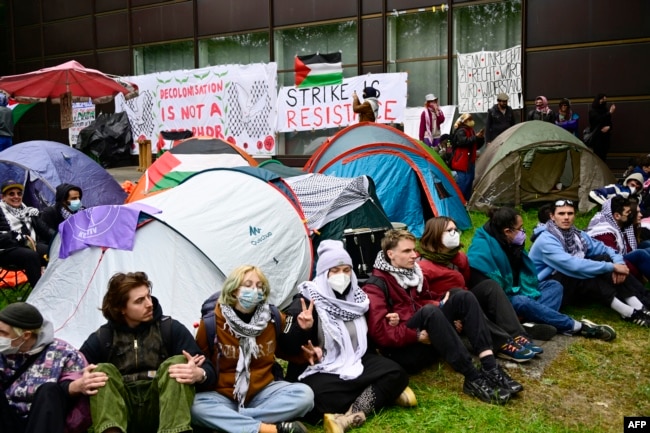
[418, 216, 546, 363]
[467, 207, 616, 341]
[285, 240, 413, 433]
[40, 183, 84, 235]
[192, 265, 315, 433]
[451, 113, 484, 201]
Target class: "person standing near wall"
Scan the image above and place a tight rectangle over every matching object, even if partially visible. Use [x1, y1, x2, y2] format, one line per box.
[485, 93, 516, 144]
[589, 93, 615, 161]
[419, 93, 445, 148]
[352, 87, 379, 123]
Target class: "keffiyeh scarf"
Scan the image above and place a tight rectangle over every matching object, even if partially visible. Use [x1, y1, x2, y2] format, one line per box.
[220, 303, 272, 407]
[373, 250, 424, 292]
[545, 219, 588, 258]
[586, 199, 637, 253]
[298, 273, 369, 381]
[1, 201, 38, 241]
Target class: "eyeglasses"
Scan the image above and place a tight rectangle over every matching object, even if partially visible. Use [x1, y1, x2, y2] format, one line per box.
[555, 200, 574, 206]
[4, 191, 22, 197]
[445, 228, 461, 235]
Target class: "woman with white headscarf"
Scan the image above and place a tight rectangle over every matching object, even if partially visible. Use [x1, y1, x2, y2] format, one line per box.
[285, 240, 414, 433]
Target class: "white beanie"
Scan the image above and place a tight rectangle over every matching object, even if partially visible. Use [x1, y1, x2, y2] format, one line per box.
[316, 240, 353, 276]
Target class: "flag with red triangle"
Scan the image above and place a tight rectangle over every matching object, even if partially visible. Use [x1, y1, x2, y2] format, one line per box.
[295, 52, 343, 88]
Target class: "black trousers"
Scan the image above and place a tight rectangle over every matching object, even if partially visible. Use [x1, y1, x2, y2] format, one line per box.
[0, 382, 70, 433]
[0, 243, 47, 287]
[470, 279, 526, 348]
[550, 271, 646, 308]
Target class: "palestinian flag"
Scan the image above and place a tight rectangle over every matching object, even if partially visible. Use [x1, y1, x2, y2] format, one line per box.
[8, 98, 37, 124]
[295, 52, 343, 88]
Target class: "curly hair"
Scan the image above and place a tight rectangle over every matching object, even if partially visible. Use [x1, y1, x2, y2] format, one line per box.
[101, 271, 152, 323]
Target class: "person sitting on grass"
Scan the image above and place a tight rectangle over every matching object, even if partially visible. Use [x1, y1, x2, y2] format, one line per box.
[467, 206, 616, 341]
[417, 216, 548, 363]
[529, 200, 650, 328]
[285, 240, 414, 433]
[588, 173, 644, 206]
[363, 229, 519, 406]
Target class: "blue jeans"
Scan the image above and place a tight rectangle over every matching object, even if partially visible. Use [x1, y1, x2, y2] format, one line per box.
[455, 163, 475, 201]
[509, 280, 575, 333]
[624, 249, 650, 280]
[191, 381, 314, 433]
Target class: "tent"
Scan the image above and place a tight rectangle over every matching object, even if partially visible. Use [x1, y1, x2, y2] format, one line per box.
[138, 167, 312, 308]
[258, 159, 306, 178]
[126, 137, 257, 202]
[28, 206, 227, 348]
[468, 121, 616, 213]
[0, 140, 126, 210]
[304, 123, 471, 237]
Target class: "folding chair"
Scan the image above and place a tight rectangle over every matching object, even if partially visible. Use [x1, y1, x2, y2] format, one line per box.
[0, 266, 32, 303]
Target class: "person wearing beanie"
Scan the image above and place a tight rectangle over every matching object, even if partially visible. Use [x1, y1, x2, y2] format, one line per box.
[40, 183, 85, 235]
[527, 96, 556, 123]
[486, 92, 516, 143]
[588, 172, 645, 206]
[285, 239, 415, 433]
[451, 113, 484, 201]
[363, 229, 518, 405]
[419, 93, 445, 148]
[352, 87, 380, 122]
[0, 180, 54, 288]
[0, 93, 13, 151]
[0, 302, 91, 433]
[555, 98, 580, 136]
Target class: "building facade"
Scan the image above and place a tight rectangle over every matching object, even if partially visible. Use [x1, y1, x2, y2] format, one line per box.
[1, 0, 649, 170]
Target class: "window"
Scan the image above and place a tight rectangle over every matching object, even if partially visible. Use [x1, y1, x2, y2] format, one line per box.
[198, 33, 270, 67]
[134, 41, 194, 75]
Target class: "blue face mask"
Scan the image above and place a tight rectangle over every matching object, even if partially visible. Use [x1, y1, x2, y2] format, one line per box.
[68, 199, 82, 212]
[237, 287, 265, 311]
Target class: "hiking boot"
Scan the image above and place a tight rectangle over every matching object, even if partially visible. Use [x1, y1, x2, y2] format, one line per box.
[497, 339, 535, 362]
[394, 386, 417, 407]
[463, 374, 511, 405]
[276, 421, 308, 433]
[482, 365, 523, 394]
[580, 319, 616, 341]
[513, 335, 543, 354]
[623, 309, 650, 327]
[521, 322, 557, 341]
[323, 412, 366, 433]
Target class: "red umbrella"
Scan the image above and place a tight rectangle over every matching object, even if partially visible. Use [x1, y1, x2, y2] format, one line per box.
[0, 60, 138, 104]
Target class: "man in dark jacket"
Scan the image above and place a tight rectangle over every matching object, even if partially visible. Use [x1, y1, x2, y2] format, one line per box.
[40, 183, 84, 235]
[363, 229, 518, 405]
[79, 271, 216, 433]
[485, 93, 516, 143]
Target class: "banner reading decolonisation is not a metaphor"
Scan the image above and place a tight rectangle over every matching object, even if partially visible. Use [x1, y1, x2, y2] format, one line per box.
[276, 73, 408, 133]
[115, 63, 278, 156]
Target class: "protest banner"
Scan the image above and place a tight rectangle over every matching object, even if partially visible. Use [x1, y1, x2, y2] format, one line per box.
[457, 45, 522, 112]
[276, 73, 408, 133]
[115, 63, 277, 156]
[68, 101, 95, 146]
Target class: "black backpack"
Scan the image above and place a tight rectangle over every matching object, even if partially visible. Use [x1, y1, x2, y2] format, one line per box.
[363, 275, 392, 311]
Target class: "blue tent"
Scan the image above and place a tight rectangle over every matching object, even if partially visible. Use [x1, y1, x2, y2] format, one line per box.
[305, 124, 470, 237]
[0, 140, 127, 209]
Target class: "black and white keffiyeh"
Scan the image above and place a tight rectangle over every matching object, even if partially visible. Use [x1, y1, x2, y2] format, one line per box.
[298, 272, 369, 381]
[373, 250, 423, 292]
[544, 219, 588, 258]
[220, 302, 272, 407]
[0, 201, 38, 241]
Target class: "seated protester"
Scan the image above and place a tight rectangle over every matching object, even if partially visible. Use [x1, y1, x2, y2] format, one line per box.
[0, 302, 90, 433]
[80, 271, 216, 433]
[285, 240, 413, 433]
[529, 200, 650, 328]
[554, 98, 579, 136]
[588, 173, 644, 206]
[0, 180, 54, 287]
[40, 184, 84, 234]
[627, 155, 650, 183]
[468, 207, 616, 340]
[192, 265, 314, 433]
[530, 203, 553, 243]
[586, 196, 650, 282]
[417, 216, 547, 362]
[364, 229, 519, 405]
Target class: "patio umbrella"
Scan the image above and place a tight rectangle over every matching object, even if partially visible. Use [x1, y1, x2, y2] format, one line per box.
[0, 60, 138, 104]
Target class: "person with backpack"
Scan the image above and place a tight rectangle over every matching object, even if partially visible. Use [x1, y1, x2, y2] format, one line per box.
[191, 265, 314, 433]
[284, 240, 414, 433]
[363, 229, 520, 405]
[79, 271, 216, 433]
[450, 113, 484, 201]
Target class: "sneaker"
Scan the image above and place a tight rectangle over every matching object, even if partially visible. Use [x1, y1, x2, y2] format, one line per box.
[580, 319, 616, 341]
[463, 374, 511, 405]
[276, 421, 308, 433]
[521, 322, 557, 341]
[394, 386, 417, 407]
[513, 335, 543, 354]
[482, 365, 523, 394]
[623, 309, 650, 327]
[497, 340, 535, 362]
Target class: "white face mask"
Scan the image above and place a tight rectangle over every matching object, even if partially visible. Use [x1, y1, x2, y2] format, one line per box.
[442, 231, 461, 249]
[0, 335, 23, 355]
[328, 273, 351, 294]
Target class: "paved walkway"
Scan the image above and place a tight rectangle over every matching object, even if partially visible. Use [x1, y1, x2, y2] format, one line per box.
[106, 165, 142, 184]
